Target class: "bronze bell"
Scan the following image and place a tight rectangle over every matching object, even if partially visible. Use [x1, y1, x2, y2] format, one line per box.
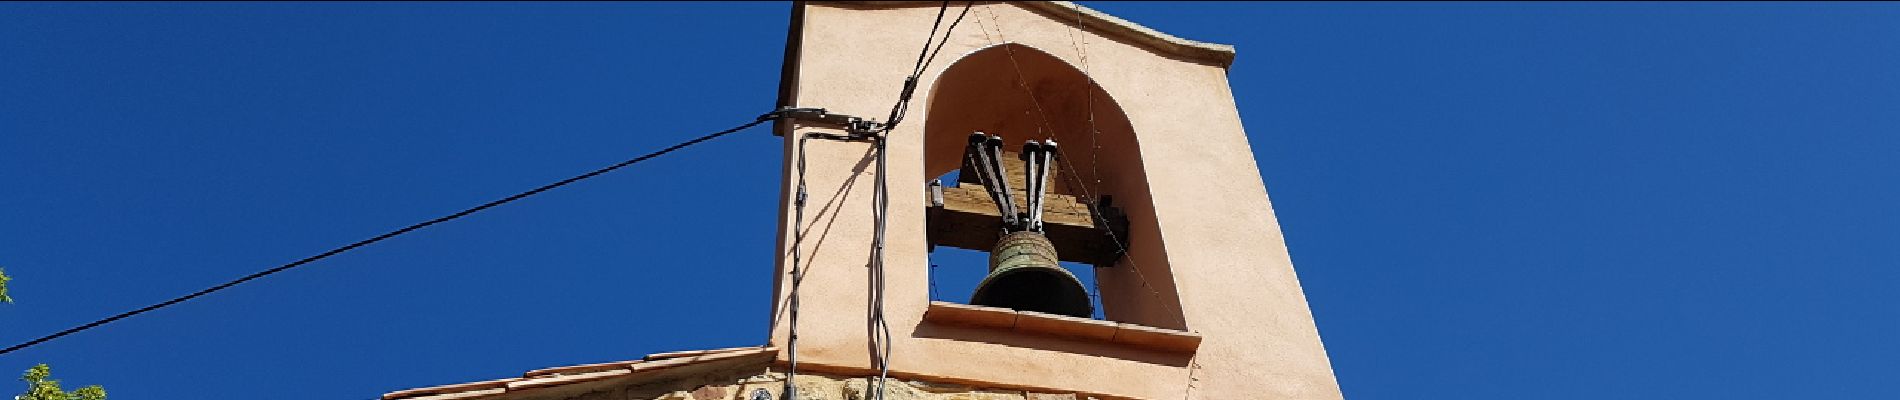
[970, 231, 1094, 318]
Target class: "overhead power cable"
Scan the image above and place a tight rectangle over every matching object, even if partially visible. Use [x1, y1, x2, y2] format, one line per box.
[863, 3, 973, 400]
[770, 1, 976, 399]
[0, 111, 789, 357]
[879, 0, 975, 134]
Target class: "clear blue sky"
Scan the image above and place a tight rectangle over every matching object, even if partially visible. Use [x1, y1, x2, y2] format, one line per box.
[2, 2, 1896, 399]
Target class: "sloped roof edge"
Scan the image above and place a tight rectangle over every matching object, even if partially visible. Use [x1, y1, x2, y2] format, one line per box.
[822, 1, 1237, 67]
[382, 346, 777, 400]
[772, 1, 1237, 135]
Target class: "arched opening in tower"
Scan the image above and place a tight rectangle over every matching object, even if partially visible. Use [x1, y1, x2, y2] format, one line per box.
[920, 43, 1187, 330]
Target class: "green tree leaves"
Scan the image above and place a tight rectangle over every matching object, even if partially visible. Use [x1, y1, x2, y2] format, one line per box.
[19, 364, 106, 400]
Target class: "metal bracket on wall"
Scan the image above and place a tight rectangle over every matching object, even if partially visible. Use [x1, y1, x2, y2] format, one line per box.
[775, 106, 885, 139]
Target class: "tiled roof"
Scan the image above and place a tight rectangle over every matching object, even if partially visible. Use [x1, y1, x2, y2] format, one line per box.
[382, 346, 777, 400]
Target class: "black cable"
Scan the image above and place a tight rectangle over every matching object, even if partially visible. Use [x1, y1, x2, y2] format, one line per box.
[864, 4, 971, 399]
[784, 130, 874, 400]
[783, 133, 815, 399]
[917, 1, 975, 80]
[773, 3, 971, 398]
[904, 1, 951, 80]
[0, 112, 782, 357]
[881, 1, 975, 133]
[870, 133, 894, 400]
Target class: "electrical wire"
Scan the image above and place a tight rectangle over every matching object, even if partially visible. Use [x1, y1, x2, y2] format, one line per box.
[784, 133, 814, 399]
[881, 1, 975, 134]
[778, 3, 972, 398]
[988, 17, 1170, 304]
[1067, 0, 1109, 320]
[869, 133, 895, 400]
[0, 111, 785, 358]
[782, 130, 870, 399]
[865, 3, 972, 400]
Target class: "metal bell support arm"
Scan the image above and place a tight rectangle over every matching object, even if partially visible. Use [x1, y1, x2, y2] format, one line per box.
[984, 134, 1019, 228]
[1021, 140, 1041, 232]
[968, 132, 1019, 229]
[1022, 140, 1056, 232]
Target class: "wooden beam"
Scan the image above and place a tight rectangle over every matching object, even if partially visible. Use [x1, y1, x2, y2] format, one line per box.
[929, 182, 1127, 266]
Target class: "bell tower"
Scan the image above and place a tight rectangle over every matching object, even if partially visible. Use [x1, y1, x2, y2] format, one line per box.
[769, 2, 1344, 399]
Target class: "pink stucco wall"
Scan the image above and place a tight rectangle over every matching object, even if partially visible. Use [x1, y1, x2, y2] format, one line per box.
[768, 3, 1343, 399]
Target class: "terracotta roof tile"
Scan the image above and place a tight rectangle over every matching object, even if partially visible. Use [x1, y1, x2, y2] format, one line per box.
[382, 378, 516, 400]
[507, 369, 633, 392]
[404, 388, 507, 400]
[383, 346, 777, 400]
[522, 360, 642, 378]
[644, 345, 767, 361]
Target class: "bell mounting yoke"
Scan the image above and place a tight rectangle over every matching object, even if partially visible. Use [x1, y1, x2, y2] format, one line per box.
[965, 131, 1059, 233]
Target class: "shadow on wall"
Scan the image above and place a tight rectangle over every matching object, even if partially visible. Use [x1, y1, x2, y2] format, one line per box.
[771, 143, 877, 333]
